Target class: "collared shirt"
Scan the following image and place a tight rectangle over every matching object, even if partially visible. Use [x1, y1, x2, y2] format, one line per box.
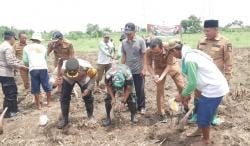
[47, 39, 74, 66]
[121, 36, 146, 74]
[61, 59, 95, 91]
[13, 42, 27, 60]
[0, 41, 21, 77]
[97, 40, 115, 64]
[197, 34, 233, 80]
[146, 47, 177, 70]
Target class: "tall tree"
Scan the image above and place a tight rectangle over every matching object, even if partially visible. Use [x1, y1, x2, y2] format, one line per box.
[180, 15, 202, 33]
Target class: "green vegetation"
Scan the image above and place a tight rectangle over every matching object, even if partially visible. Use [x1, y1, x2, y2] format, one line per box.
[1, 22, 250, 52]
[68, 31, 250, 52]
[182, 31, 250, 48]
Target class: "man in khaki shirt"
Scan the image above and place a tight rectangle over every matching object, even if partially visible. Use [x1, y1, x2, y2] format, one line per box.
[47, 31, 75, 67]
[145, 38, 185, 123]
[47, 31, 75, 93]
[14, 32, 29, 95]
[189, 20, 233, 126]
[197, 20, 233, 82]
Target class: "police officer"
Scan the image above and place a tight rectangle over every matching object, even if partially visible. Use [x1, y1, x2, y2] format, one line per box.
[0, 31, 28, 118]
[57, 58, 97, 129]
[102, 64, 137, 126]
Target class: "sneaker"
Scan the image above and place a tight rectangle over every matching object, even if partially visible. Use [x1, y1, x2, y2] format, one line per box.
[159, 115, 167, 123]
[188, 113, 197, 124]
[211, 115, 221, 126]
[102, 118, 111, 127]
[131, 114, 138, 123]
[139, 108, 146, 115]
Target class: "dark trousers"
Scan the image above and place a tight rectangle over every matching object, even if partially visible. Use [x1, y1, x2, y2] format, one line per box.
[0, 76, 18, 114]
[104, 90, 137, 117]
[132, 74, 145, 110]
[60, 79, 94, 117]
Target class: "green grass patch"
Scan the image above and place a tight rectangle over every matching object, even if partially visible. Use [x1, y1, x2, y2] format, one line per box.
[71, 31, 250, 52]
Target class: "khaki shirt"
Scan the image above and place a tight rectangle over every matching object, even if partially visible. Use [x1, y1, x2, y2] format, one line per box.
[197, 34, 233, 80]
[146, 48, 178, 71]
[47, 39, 74, 66]
[14, 42, 27, 60]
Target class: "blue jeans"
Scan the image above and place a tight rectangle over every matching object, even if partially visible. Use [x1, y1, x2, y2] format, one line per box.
[30, 69, 52, 94]
[197, 95, 222, 128]
[132, 74, 145, 110]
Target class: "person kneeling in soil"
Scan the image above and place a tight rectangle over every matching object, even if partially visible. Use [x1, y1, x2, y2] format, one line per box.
[102, 64, 137, 126]
[23, 32, 52, 109]
[168, 39, 229, 145]
[57, 58, 97, 129]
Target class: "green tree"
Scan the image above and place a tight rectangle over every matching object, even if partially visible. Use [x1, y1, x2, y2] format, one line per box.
[180, 15, 202, 33]
[86, 24, 102, 38]
[102, 27, 112, 33]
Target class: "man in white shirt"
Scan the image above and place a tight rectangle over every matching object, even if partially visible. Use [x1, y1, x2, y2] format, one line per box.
[23, 32, 52, 109]
[96, 32, 115, 89]
[168, 39, 229, 145]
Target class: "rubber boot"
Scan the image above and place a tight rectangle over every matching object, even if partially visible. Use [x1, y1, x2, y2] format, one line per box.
[3, 100, 11, 118]
[128, 100, 137, 123]
[86, 103, 93, 119]
[103, 101, 112, 127]
[57, 102, 69, 129]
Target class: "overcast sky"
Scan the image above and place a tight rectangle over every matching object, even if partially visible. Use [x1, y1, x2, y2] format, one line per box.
[1, 0, 248, 32]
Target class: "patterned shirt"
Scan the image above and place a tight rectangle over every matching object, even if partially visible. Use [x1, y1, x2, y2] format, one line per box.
[0, 41, 21, 77]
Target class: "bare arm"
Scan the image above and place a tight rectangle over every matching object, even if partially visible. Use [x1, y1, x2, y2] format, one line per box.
[158, 65, 170, 81]
[69, 44, 75, 58]
[121, 53, 126, 64]
[47, 42, 53, 56]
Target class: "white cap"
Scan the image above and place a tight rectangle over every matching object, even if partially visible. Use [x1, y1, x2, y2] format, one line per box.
[31, 32, 43, 42]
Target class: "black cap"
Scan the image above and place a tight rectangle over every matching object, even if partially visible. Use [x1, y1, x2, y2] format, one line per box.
[204, 20, 219, 28]
[119, 33, 126, 41]
[4, 31, 17, 40]
[66, 58, 79, 71]
[124, 22, 136, 33]
[52, 31, 63, 40]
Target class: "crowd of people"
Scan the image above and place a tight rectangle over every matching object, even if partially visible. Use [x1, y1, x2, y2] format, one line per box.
[0, 20, 232, 145]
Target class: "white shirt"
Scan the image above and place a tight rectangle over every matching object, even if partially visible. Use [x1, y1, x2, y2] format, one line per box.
[97, 40, 114, 64]
[183, 46, 229, 98]
[23, 43, 48, 71]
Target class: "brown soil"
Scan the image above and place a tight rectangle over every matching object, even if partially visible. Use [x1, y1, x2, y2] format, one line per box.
[0, 48, 249, 146]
